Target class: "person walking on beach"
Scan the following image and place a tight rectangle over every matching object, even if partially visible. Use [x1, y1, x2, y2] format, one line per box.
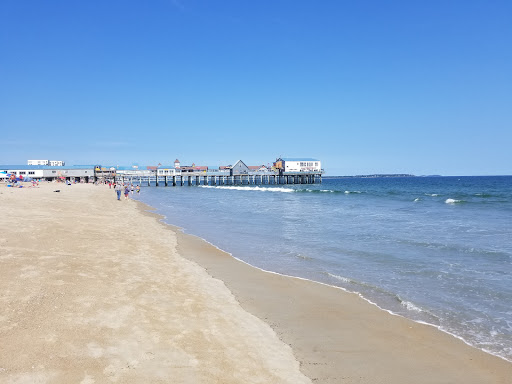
[124, 185, 130, 200]
[115, 183, 122, 200]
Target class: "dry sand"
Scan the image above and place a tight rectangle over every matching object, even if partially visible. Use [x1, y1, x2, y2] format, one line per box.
[0, 183, 309, 383]
[1, 182, 511, 383]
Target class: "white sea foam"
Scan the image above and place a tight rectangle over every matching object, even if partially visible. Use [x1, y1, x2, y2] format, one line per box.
[327, 273, 352, 283]
[426, 193, 440, 197]
[295, 253, 313, 260]
[401, 300, 423, 313]
[344, 190, 362, 194]
[445, 198, 462, 204]
[199, 185, 294, 193]
[414, 198, 421, 202]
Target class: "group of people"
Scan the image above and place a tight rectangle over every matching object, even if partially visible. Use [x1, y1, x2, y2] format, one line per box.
[111, 182, 140, 200]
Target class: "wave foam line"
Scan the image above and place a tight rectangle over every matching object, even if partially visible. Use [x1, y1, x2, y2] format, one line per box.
[327, 273, 353, 283]
[400, 300, 424, 313]
[199, 185, 295, 193]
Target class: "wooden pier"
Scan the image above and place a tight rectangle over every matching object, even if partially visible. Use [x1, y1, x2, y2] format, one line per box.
[115, 173, 322, 187]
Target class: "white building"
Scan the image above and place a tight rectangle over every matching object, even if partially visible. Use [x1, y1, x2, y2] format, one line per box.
[28, 160, 49, 166]
[157, 167, 180, 176]
[1, 165, 93, 181]
[274, 158, 322, 173]
[28, 160, 65, 166]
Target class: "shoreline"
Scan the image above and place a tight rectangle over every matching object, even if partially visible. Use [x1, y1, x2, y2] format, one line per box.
[133, 192, 512, 383]
[1, 183, 511, 383]
[134, 196, 511, 365]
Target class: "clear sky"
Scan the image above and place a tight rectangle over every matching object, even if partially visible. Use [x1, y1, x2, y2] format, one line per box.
[1, 1, 511, 175]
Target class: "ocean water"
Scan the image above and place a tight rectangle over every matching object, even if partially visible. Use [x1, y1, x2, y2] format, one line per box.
[133, 176, 512, 361]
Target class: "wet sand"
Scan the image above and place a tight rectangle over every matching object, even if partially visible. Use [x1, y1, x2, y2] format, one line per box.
[1, 182, 511, 383]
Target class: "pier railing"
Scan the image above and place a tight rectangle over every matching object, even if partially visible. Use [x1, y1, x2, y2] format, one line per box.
[113, 172, 322, 186]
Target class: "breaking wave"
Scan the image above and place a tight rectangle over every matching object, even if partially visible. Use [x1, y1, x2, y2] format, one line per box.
[445, 198, 464, 204]
[199, 185, 295, 193]
[327, 273, 353, 284]
[400, 300, 424, 313]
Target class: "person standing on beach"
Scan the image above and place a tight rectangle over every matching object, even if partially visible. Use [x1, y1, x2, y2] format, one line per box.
[115, 183, 122, 200]
[136, 185, 140, 194]
[124, 185, 130, 200]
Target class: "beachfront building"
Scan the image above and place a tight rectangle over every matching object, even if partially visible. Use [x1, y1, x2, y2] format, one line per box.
[1, 164, 93, 182]
[27, 160, 49, 166]
[94, 166, 117, 182]
[27, 159, 66, 166]
[274, 158, 322, 173]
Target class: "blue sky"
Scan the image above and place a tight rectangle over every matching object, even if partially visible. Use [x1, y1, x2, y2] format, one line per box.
[1, 0, 511, 175]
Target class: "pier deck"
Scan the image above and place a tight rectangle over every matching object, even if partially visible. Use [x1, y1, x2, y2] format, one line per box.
[114, 172, 322, 186]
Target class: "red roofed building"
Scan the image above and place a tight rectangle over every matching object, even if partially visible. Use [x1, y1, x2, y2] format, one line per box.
[180, 165, 208, 173]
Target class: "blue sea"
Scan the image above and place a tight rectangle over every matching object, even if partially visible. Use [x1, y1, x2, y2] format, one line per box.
[133, 176, 512, 361]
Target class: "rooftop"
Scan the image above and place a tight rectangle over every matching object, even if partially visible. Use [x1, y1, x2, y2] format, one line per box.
[0, 164, 95, 170]
[281, 158, 319, 162]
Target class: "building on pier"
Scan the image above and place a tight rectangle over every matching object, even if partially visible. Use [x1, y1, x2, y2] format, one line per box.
[230, 160, 249, 176]
[179, 165, 208, 173]
[274, 158, 322, 173]
[206, 166, 230, 174]
[157, 166, 180, 176]
[248, 165, 271, 173]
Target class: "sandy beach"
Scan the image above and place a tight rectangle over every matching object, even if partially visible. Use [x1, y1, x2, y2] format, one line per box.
[1, 182, 511, 383]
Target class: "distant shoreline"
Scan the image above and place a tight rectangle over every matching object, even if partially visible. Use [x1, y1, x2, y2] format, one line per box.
[324, 174, 417, 178]
[325, 174, 512, 178]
